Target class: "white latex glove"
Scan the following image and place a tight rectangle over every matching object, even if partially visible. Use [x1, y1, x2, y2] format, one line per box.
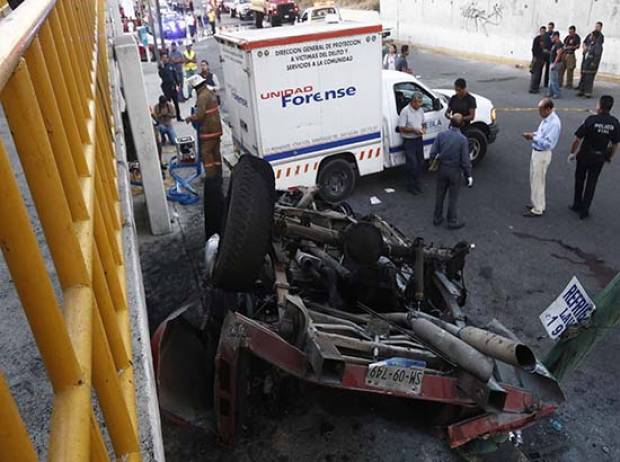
[467, 177, 474, 188]
[567, 153, 577, 163]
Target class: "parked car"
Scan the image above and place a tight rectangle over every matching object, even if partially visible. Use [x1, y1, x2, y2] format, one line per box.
[230, 0, 252, 20]
[221, 0, 235, 13]
[267, 0, 299, 25]
[299, 3, 341, 23]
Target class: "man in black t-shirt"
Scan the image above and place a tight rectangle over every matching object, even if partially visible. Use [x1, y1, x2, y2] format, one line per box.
[446, 78, 476, 126]
[568, 95, 620, 219]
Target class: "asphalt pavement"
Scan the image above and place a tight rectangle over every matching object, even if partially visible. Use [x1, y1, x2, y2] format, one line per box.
[145, 16, 620, 462]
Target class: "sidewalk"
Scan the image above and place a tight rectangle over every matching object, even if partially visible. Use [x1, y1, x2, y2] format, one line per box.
[135, 62, 232, 333]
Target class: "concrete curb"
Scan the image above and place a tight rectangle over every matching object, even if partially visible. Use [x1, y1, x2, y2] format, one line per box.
[409, 43, 620, 85]
[111, 59, 166, 461]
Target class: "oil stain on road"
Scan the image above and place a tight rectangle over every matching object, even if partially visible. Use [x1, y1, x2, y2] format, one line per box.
[512, 231, 617, 288]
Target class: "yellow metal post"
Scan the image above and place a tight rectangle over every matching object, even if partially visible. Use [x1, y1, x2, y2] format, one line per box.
[0, 1, 144, 459]
[92, 306, 141, 456]
[0, 373, 38, 462]
[90, 412, 112, 462]
[24, 37, 89, 222]
[0, 59, 89, 288]
[48, 8, 90, 144]
[38, 20, 90, 176]
[0, 135, 82, 392]
[94, 247, 131, 369]
[95, 202, 128, 311]
[57, 1, 92, 111]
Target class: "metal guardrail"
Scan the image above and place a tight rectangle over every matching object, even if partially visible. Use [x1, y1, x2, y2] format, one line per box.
[0, 0, 141, 461]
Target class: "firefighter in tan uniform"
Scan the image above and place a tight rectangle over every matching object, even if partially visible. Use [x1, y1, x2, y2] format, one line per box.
[185, 74, 223, 177]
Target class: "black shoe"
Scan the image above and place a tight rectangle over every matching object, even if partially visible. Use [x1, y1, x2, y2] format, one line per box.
[523, 210, 543, 218]
[177, 117, 183, 122]
[433, 217, 444, 226]
[529, 90, 539, 94]
[579, 210, 590, 220]
[569, 205, 581, 213]
[576, 92, 584, 97]
[447, 221, 465, 229]
[525, 204, 534, 210]
[407, 187, 421, 195]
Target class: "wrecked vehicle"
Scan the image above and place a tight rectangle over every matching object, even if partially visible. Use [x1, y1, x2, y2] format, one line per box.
[152, 155, 564, 450]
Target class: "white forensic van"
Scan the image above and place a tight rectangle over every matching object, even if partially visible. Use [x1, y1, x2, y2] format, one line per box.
[216, 19, 498, 202]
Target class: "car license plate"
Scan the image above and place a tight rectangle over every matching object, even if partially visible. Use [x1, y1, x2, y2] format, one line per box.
[365, 359, 425, 395]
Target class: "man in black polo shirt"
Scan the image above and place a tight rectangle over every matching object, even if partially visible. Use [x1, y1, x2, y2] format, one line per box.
[568, 95, 620, 219]
[446, 78, 476, 126]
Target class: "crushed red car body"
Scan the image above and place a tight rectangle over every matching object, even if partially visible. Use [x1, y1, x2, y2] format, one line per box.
[152, 155, 564, 451]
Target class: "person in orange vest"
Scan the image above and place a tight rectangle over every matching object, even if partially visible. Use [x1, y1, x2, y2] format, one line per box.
[184, 75, 223, 177]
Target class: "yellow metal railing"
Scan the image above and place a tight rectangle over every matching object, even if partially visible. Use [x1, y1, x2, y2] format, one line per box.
[0, 0, 141, 461]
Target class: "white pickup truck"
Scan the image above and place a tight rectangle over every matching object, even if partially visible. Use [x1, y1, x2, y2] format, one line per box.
[216, 18, 498, 202]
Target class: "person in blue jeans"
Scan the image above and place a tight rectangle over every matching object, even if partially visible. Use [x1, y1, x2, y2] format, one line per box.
[548, 31, 565, 99]
[153, 95, 178, 146]
[398, 93, 426, 194]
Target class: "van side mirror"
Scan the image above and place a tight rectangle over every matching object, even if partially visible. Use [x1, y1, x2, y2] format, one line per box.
[432, 98, 442, 111]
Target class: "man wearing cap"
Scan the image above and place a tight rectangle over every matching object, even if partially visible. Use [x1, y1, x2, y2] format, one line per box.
[185, 74, 223, 177]
[398, 92, 426, 194]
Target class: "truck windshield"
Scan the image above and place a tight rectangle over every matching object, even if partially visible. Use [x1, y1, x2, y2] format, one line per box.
[312, 7, 336, 19]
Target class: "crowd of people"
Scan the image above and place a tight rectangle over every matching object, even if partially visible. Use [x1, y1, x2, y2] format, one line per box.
[397, 76, 619, 228]
[154, 44, 222, 171]
[398, 79, 475, 229]
[148, 8, 618, 235]
[530, 21, 605, 99]
[383, 44, 413, 74]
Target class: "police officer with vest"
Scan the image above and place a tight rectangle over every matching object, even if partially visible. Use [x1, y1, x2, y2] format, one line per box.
[199, 60, 221, 101]
[568, 95, 620, 219]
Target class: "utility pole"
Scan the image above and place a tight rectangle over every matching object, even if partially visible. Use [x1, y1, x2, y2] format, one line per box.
[145, 0, 161, 63]
[154, 0, 166, 52]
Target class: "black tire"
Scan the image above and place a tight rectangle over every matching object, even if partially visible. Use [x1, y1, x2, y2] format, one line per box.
[317, 158, 356, 203]
[230, 9, 236, 18]
[271, 15, 282, 26]
[212, 156, 275, 292]
[465, 127, 488, 166]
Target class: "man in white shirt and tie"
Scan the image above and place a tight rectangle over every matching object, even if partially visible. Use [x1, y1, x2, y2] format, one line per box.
[522, 98, 562, 217]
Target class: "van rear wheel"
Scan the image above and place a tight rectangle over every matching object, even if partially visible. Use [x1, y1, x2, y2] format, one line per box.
[317, 158, 356, 203]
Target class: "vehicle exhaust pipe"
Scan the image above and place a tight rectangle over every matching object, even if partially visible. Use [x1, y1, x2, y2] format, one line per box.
[409, 318, 494, 383]
[409, 318, 509, 411]
[456, 326, 537, 372]
[408, 312, 537, 372]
